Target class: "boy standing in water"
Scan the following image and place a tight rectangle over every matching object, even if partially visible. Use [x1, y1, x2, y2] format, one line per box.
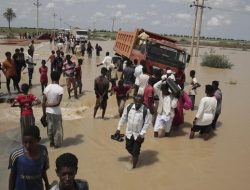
[211, 80, 222, 130]
[8, 125, 50, 190]
[50, 153, 89, 190]
[75, 59, 83, 95]
[12, 83, 40, 135]
[112, 80, 131, 117]
[93, 67, 109, 119]
[188, 70, 199, 110]
[47, 50, 55, 73]
[26, 49, 36, 87]
[39, 60, 48, 94]
[43, 71, 64, 148]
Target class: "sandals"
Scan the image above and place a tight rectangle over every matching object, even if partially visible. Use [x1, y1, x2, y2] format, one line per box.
[111, 133, 125, 142]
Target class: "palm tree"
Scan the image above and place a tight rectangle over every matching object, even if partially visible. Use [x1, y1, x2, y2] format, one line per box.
[3, 8, 16, 30]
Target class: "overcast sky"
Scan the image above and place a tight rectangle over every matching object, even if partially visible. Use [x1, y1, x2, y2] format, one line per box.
[0, 0, 250, 40]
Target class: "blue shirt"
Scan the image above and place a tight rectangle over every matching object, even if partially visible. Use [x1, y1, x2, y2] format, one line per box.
[8, 145, 49, 190]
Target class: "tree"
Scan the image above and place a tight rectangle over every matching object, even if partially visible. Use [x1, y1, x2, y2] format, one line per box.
[3, 8, 16, 30]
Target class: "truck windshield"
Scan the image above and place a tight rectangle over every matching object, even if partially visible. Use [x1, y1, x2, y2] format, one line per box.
[76, 31, 88, 35]
[147, 43, 186, 69]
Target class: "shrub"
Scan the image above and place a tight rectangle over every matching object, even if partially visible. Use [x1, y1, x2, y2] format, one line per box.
[5, 32, 16, 39]
[201, 52, 233, 69]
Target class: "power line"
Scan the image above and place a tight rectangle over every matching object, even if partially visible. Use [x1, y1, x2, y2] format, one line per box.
[209, 6, 250, 15]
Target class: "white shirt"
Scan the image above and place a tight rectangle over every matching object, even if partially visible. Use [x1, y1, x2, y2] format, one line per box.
[189, 77, 198, 95]
[102, 56, 112, 69]
[44, 84, 64, 115]
[138, 32, 149, 40]
[138, 74, 149, 95]
[122, 61, 127, 70]
[118, 104, 150, 140]
[195, 96, 217, 126]
[134, 65, 143, 85]
[27, 54, 34, 69]
[168, 74, 176, 81]
[154, 80, 178, 117]
[75, 44, 81, 53]
[214, 89, 222, 114]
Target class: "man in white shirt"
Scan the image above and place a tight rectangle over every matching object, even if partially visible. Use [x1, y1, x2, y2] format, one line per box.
[27, 48, 35, 87]
[42, 71, 64, 148]
[153, 78, 178, 137]
[102, 51, 112, 69]
[137, 67, 149, 95]
[115, 95, 150, 169]
[133, 59, 142, 96]
[138, 29, 149, 45]
[188, 70, 200, 110]
[62, 54, 77, 99]
[28, 40, 35, 58]
[211, 80, 222, 130]
[190, 85, 217, 141]
[166, 69, 176, 81]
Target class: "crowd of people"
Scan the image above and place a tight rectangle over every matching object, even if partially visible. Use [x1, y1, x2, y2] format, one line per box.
[0, 38, 223, 189]
[95, 55, 222, 168]
[54, 33, 102, 58]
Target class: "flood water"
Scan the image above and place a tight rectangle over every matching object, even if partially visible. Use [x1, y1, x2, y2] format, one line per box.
[0, 40, 250, 190]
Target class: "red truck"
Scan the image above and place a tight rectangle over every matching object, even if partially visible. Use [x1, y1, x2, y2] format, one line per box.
[114, 28, 190, 75]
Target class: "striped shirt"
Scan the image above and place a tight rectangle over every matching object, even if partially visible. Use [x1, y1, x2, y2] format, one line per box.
[8, 145, 49, 190]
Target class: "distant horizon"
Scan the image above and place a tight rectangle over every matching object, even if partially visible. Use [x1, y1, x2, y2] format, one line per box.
[0, 26, 249, 42]
[0, 0, 250, 40]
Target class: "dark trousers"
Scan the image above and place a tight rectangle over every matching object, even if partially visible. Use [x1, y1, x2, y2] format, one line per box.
[126, 135, 144, 157]
[6, 76, 20, 92]
[81, 50, 85, 56]
[28, 68, 34, 80]
[110, 79, 116, 88]
[16, 68, 22, 84]
[28, 68, 34, 86]
[133, 85, 139, 96]
[41, 83, 47, 94]
[212, 113, 220, 129]
[189, 95, 195, 110]
[71, 47, 75, 54]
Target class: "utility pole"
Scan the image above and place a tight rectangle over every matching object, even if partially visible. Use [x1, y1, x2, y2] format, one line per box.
[194, 0, 205, 68]
[111, 16, 116, 32]
[53, 12, 57, 39]
[59, 17, 62, 29]
[190, 0, 212, 69]
[33, 0, 42, 37]
[190, 0, 199, 64]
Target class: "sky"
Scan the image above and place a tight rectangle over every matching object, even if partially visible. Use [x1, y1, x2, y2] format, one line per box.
[0, 0, 250, 40]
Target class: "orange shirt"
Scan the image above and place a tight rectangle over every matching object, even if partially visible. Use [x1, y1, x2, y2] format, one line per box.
[2, 59, 16, 78]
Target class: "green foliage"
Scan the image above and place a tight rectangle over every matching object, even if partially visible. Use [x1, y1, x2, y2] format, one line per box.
[5, 32, 16, 39]
[3, 8, 16, 29]
[201, 51, 233, 69]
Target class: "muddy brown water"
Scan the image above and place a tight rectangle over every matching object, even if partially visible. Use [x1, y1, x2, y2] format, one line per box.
[0, 41, 249, 190]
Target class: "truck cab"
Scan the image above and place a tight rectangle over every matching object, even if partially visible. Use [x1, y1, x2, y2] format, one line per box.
[71, 28, 89, 42]
[114, 28, 190, 74]
[131, 38, 190, 74]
